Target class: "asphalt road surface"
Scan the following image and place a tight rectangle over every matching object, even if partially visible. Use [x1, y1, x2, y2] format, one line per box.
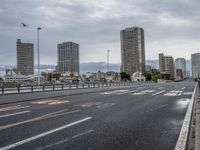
[0, 80, 196, 150]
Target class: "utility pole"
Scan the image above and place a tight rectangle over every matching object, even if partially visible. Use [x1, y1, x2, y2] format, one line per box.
[107, 50, 110, 74]
[37, 27, 41, 85]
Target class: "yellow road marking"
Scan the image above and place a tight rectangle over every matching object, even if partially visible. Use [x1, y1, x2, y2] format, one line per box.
[32, 99, 69, 105]
[0, 105, 30, 112]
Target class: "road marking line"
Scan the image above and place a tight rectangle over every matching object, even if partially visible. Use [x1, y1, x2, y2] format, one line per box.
[152, 90, 166, 96]
[0, 109, 79, 131]
[35, 130, 94, 150]
[158, 104, 168, 108]
[0, 105, 30, 112]
[117, 90, 137, 95]
[181, 87, 186, 90]
[0, 117, 92, 150]
[0, 111, 30, 118]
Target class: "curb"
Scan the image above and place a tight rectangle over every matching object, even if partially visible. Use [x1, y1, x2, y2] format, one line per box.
[175, 83, 198, 150]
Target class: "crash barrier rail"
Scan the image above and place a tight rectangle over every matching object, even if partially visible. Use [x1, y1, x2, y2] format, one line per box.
[0, 81, 154, 95]
[175, 82, 198, 150]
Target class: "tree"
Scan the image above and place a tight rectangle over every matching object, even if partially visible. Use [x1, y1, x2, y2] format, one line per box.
[152, 73, 161, 82]
[144, 72, 152, 81]
[120, 72, 131, 81]
[160, 73, 171, 80]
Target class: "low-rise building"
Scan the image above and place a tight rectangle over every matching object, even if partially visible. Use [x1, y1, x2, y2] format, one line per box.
[131, 71, 146, 82]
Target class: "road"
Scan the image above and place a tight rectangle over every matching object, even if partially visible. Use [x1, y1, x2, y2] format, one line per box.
[0, 80, 196, 150]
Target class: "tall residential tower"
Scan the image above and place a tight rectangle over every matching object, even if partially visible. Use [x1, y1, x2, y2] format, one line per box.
[175, 58, 186, 79]
[191, 53, 200, 79]
[159, 53, 174, 80]
[121, 27, 145, 76]
[16, 39, 34, 75]
[57, 41, 79, 74]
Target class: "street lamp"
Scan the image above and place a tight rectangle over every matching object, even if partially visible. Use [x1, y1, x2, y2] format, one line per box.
[37, 27, 41, 85]
[107, 50, 110, 74]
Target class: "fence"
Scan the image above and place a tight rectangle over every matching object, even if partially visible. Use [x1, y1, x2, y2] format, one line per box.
[0, 81, 153, 95]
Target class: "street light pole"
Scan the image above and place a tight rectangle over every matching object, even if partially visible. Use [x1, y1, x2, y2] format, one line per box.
[107, 50, 110, 74]
[37, 27, 41, 85]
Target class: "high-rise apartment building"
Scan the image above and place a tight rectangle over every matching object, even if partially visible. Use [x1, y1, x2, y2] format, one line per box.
[159, 53, 174, 79]
[175, 58, 186, 79]
[121, 27, 145, 76]
[191, 53, 200, 78]
[16, 39, 34, 75]
[57, 41, 79, 74]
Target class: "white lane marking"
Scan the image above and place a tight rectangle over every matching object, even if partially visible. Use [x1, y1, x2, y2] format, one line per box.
[183, 92, 193, 96]
[158, 104, 168, 109]
[152, 90, 166, 96]
[181, 87, 186, 90]
[96, 103, 115, 109]
[100, 90, 128, 95]
[0, 111, 30, 118]
[158, 87, 164, 90]
[117, 90, 138, 95]
[164, 90, 183, 97]
[35, 130, 94, 150]
[133, 90, 155, 96]
[0, 117, 92, 150]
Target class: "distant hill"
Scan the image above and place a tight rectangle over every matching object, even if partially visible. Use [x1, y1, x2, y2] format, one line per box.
[0, 60, 191, 75]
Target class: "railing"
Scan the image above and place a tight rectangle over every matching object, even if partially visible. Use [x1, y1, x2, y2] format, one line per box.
[0, 81, 153, 95]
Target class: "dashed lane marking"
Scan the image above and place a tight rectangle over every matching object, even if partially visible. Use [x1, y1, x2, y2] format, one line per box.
[0, 117, 92, 150]
[32, 99, 69, 105]
[183, 92, 193, 96]
[35, 130, 95, 150]
[163, 90, 183, 97]
[0, 109, 79, 131]
[152, 90, 166, 96]
[117, 90, 138, 95]
[100, 90, 129, 95]
[0, 105, 30, 112]
[0, 111, 30, 118]
[133, 90, 156, 96]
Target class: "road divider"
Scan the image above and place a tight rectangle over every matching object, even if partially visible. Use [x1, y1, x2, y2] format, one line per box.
[175, 82, 198, 150]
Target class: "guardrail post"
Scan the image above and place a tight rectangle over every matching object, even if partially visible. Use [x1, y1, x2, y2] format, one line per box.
[18, 85, 20, 93]
[62, 84, 64, 90]
[43, 85, 45, 91]
[69, 84, 71, 89]
[53, 84, 55, 91]
[31, 86, 33, 92]
[2, 86, 4, 94]
[82, 83, 84, 88]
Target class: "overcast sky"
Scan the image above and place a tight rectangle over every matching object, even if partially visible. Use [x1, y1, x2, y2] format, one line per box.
[0, 0, 200, 65]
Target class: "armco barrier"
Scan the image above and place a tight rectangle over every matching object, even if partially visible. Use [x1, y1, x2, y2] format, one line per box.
[175, 82, 198, 150]
[0, 81, 154, 95]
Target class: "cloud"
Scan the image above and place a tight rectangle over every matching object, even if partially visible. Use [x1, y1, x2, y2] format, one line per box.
[0, 0, 200, 65]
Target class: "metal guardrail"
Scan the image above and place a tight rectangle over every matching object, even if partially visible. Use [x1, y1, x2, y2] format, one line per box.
[175, 82, 198, 150]
[0, 81, 153, 95]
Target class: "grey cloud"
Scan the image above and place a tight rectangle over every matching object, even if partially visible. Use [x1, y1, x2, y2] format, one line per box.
[0, 0, 200, 65]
